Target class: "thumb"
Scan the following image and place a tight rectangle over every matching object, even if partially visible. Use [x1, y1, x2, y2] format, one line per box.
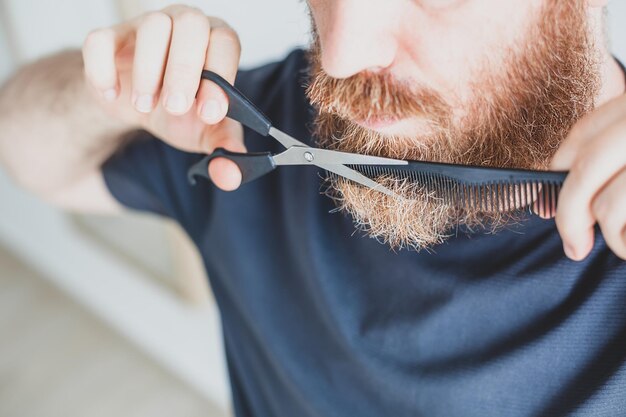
[206, 119, 246, 191]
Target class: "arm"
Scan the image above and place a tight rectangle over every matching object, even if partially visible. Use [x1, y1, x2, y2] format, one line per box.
[0, 5, 246, 214]
[0, 49, 131, 212]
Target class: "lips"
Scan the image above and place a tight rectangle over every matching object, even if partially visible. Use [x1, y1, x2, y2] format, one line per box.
[354, 115, 400, 130]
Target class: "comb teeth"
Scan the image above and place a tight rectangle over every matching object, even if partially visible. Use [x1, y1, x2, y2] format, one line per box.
[346, 163, 567, 218]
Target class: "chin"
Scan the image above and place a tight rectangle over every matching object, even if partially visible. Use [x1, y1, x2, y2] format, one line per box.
[354, 115, 439, 139]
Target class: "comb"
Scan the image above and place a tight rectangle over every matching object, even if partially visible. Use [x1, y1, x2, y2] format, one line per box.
[345, 161, 568, 218]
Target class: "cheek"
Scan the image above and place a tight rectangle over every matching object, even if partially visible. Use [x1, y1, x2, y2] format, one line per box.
[397, 0, 543, 105]
[308, 0, 331, 42]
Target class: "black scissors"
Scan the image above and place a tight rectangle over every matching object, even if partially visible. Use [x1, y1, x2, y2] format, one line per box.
[187, 71, 407, 197]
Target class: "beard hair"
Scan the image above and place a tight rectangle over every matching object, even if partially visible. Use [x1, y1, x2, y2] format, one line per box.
[305, 0, 600, 251]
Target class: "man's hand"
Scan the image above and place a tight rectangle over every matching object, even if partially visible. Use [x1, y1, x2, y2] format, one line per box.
[551, 93, 626, 261]
[82, 5, 244, 190]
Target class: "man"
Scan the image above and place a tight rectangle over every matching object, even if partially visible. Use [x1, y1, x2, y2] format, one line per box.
[1, 0, 625, 415]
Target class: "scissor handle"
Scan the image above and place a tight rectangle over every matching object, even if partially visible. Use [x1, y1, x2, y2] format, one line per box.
[188, 148, 276, 186]
[201, 70, 272, 136]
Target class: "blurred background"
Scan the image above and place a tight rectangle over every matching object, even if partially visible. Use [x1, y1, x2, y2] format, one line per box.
[0, 0, 309, 416]
[0, 1, 624, 416]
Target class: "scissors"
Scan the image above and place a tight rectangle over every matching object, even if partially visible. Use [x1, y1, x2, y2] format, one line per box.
[187, 70, 407, 197]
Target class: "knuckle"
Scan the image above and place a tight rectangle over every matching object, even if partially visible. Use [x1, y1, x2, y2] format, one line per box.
[174, 9, 209, 29]
[212, 26, 241, 50]
[569, 155, 592, 188]
[83, 27, 114, 51]
[140, 11, 172, 30]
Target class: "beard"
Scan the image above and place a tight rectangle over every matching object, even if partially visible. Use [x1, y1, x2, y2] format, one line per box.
[305, 0, 600, 251]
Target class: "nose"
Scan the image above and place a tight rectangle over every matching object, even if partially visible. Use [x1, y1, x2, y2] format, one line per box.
[316, 0, 399, 79]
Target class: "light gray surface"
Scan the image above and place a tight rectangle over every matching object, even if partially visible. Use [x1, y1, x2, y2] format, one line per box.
[0, 14, 14, 81]
[608, 1, 626, 62]
[2, 0, 118, 63]
[0, 245, 222, 417]
[138, 0, 311, 68]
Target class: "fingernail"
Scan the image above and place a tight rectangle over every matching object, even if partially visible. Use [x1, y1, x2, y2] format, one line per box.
[564, 243, 577, 260]
[135, 93, 154, 113]
[200, 99, 221, 122]
[165, 92, 188, 114]
[103, 88, 117, 102]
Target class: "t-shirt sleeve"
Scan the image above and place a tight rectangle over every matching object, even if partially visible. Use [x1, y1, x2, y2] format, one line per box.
[102, 130, 205, 223]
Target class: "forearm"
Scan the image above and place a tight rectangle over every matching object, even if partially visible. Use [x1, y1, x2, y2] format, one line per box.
[0, 49, 134, 198]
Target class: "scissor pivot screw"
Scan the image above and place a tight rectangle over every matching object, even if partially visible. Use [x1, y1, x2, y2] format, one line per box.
[304, 152, 314, 162]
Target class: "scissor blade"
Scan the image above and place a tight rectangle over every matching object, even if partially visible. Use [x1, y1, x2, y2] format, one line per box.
[272, 146, 408, 166]
[317, 163, 402, 199]
[269, 127, 308, 148]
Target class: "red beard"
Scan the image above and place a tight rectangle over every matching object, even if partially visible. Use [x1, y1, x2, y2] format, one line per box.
[305, 0, 600, 250]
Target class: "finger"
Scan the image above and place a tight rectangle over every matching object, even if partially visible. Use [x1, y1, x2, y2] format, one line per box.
[206, 118, 245, 191]
[555, 120, 626, 260]
[131, 11, 172, 113]
[530, 183, 556, 219]
[82, 23, 133, 101]
[591, 167, 626, 260]
[161, 8, 211, 115]
[197, 18, 241, 124]
[552, 94, 626, 171]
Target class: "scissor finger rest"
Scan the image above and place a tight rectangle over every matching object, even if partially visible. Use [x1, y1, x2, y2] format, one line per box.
[188, 148, 276, 186]
[201, 71, 272, 136]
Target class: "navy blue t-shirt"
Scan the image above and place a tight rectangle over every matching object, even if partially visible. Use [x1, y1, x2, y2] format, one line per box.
[102, 49, 626, 417]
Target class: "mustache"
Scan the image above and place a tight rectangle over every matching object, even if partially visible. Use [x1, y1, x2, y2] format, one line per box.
[306, 65, 450, 123]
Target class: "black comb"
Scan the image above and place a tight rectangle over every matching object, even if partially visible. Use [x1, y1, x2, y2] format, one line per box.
[346, 161, 568, 218]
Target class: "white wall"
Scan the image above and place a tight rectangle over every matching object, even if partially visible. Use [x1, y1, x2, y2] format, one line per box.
[134, 0, 311, 68]
[2, 0, 118, 63]
[0, 22, 13, 79]
[1, 0, 622, 70]
[608, 1, 626, 62]
[0, 0, 311, 69]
